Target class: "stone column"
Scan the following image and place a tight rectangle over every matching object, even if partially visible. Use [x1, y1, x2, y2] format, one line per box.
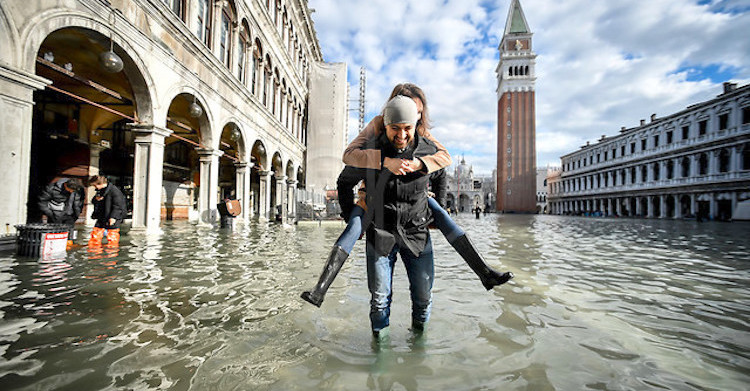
[229, 22, 239, 73]
[690, 193, 696, 216]
[197, 148, 222, 225]
[659, 195, 666, 218]
[287, 179, 297, 222]
[674, 194, 683, 219]
[0, 65, 49, 231]
[690, 154, 698, 178]
[659, 161, 666, 182]
[131, 124, 171, 232]
[211, 0, 223, 55]
[86, 143, 109, 226]
[709, 192, 716, 219]
[276, 175, 287, 221]
[258, 170, 271, 221]
[235, 162, 249, 222]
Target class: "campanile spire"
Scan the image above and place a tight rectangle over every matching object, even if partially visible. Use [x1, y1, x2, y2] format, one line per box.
[496, 0, 537, 212]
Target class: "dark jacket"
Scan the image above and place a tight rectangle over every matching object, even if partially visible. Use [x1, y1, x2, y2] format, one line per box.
[337, 133, 441, 256]
[38, 178, 84, 224]
[91, 183, 127, 228]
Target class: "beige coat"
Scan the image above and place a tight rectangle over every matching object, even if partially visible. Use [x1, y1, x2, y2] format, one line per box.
[342, 115, 452, 173]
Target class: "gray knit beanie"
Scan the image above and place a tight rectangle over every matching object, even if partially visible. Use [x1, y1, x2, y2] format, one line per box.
[383, 95, 419, 126]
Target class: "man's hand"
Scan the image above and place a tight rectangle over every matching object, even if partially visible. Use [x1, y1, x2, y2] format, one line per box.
[108, 218, 116, 227]
[383, 157, 423, 175]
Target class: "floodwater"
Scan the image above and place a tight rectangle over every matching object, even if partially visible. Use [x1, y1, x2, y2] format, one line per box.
[0, 214, 748, 390]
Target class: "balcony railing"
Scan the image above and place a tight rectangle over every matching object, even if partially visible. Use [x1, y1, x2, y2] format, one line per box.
[552, 170, 750, 197]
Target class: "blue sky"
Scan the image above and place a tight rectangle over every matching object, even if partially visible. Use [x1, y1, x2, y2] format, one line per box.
[308, 0, 750, 176]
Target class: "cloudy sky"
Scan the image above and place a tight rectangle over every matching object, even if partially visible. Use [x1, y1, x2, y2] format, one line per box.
[307, 0, 750, 176]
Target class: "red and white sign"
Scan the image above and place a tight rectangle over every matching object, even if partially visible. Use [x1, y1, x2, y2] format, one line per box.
[42, 232, 68, 259]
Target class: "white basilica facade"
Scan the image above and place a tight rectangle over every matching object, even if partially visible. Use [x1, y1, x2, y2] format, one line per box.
[0, 0, 347, 233]
[547, 83, 750, 221]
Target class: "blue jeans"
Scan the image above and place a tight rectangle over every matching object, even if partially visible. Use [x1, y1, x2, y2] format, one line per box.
[335, 198, 463, 254]
[366, 235, 434, 332]
[427, 197, 464, 242]
[335, 206, 365, 253]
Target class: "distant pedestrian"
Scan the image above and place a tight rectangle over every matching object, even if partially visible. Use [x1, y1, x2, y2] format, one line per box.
[88, 175, 127, 246]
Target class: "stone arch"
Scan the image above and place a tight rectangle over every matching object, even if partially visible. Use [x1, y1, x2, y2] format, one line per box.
[0, 5, 19, 66]
[285, 159, 295, 179]
[164, 90, 213, 148]
[21, 12, 155, 123]
[296, 166, 305, 189]
[26, 23, 155, 224]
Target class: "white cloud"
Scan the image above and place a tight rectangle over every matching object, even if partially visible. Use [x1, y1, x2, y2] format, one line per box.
[309, 0, 750, 175]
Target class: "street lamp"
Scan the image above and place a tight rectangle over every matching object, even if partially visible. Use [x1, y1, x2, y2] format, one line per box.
[189, 97, 203, 118]
[100, 11, 123, 73]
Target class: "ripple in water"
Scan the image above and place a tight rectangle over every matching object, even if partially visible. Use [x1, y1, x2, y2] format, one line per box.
[0, 216, 748, 390]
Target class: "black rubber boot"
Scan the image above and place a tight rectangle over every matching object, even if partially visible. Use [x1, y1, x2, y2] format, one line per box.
[301, 245, 349, 307]
[451, 234, 513, 290]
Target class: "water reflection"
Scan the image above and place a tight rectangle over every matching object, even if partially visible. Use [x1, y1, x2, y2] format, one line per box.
[0, 216, 748, 390]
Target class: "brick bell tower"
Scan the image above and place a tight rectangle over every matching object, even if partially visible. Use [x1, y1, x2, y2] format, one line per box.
[496, 0, 537, 213]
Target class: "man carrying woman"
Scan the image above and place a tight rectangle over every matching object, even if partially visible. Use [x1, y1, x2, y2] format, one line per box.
[301, 84, 513, 334]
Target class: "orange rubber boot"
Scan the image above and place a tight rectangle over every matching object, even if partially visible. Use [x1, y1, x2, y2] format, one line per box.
[89, 227, 105, 246]
[106, 228, 120, 246]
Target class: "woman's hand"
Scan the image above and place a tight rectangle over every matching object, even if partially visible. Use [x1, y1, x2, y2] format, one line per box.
[383, 157, 423, 175]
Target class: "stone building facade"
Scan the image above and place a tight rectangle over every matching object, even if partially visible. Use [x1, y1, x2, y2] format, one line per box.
[445, 158, 496, 213]
[0, 0, 347, 233]
[547, 83, 750, 220]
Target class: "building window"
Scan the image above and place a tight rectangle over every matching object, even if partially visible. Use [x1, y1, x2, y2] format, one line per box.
[681, 157, 690, 177]
[666, 131, 673, 144]
[197, 0, 212, 47]
[719, 113, 729, 130]
[682, 126, 689, 139]
[612, 148, 616, 158]
[666, 160, 674, 179]
[238, 31, 250, 83]
[743, 107, 750, 125]
[252, 41, 262, 96]
[597, 154, 600, 163]
[630, 167, 636, 184]
[743, 144, 750, 170]
[653, 163, 660, 181]
[719, 149, 730, 172]
[163, 0, 186, 21]
[220, 8, 233, 68]
[699, 119, 708, 136]
[621, 145, 625, 156]
[630, 142, 635, 154]
[699, 153, 708, 175]
[641, 165, 647, 182]
[641, 139, 647, 151]
[653, 135, 659, 148]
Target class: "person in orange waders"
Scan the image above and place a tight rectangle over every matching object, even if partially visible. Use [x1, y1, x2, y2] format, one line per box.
[88, 175, 127, 247]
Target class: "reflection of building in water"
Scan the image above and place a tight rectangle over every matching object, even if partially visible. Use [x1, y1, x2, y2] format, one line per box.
[0, 0, 347, 233]
[445, 157, 496, 212]
[547, 83, 750, 221]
